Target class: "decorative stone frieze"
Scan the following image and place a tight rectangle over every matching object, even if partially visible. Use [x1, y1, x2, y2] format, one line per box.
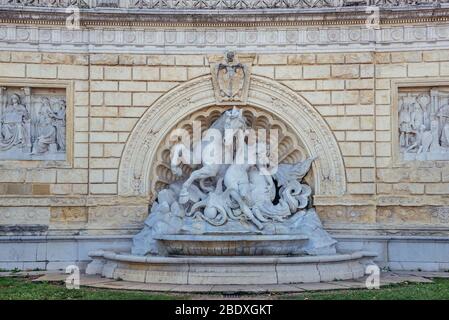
[2, 0, 448, 10]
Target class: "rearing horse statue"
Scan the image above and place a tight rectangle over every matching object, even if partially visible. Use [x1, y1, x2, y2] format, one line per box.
[170, 107, 247, 204]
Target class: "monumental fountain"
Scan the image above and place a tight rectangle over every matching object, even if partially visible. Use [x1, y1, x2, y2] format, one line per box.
[87, 106, 376, 286]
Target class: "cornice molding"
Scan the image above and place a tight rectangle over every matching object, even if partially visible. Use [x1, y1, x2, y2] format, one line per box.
[1, 0, 448, 11]
[1, 2, 449, 27]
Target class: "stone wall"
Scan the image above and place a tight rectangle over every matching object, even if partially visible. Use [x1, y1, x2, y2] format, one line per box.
[1, 50, 449, 238]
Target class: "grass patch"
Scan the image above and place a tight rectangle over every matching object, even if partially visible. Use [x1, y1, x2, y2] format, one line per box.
[0, 277, 187, 300]
[280, 278, 449, 300]
[1, 277, 449, 300]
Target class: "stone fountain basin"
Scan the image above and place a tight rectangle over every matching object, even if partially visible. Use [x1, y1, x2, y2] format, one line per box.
[153, 234, 309, 256]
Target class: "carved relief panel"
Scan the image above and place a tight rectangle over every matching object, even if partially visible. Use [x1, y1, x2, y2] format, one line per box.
[0, 85, 67, 161]
[398, 86, 449, 161]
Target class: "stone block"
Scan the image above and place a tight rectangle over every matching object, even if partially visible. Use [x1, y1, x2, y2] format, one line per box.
[277, 263, 321, 283]
[251, 66, 274, 78]
[32, 184, 50, 195]
[147, 81, 178, 92]
[303, 65, 331, 79]
[104, 118, 138, 131]
[118, 81, 146, 92]
[26, 64, 57, 78]
[360, 142, 375, 155]
[103, 169, 118, 183]
[359, 116, 374, 130]
[90, 66, 103, 80]
[104, 92, 132, 106]
[287, 54, 315, 64]
[376, 115, 391, 130]
[89, 158, 120, 168]
[275, 65, 302, 80]
[0, 51, 10, 62]
[160, 67, 187, 81]
[26, 170, 57, 183]
[90, 54, 119, 65]
[344, 157, 375, 167]
[376, 64, 407, 78]
[89, 132, 118, 143]
[188, 263, 277, 285]
[332, 64, 359, 78]
[408, 62, 439, 77]
[360, 65, 374, 78]
[377, 168, 409, 183]
[104, 67, 132, 80]
[361, 168, 375, 182]
[90, 92, 103, 106]
[346, 79, 374, 90]
[132, 66, 159, 80]
[0, 169, 26, 183]
[347, 183, 375, 194]
[316, 79, 345, 90]
[176, 55, 204, 66]
[89, 184, 118, 194]
[187, 67, 210, 79]
[57, 169, 88, 184]
[114, 266, 146, 282]
[423, 50, 449, 62]
[316, 53, 344, 64]
[119, 55, 147, 65]
[42, 53, 88, 65]
[58, 65, 89, 79]
[302, 91, 330, 105]
[375, 142, 391, 157]
[258, 54, 287, 65]
[145, 263, 189, 284]
[391, 51, 422, 63]
[282, 80, 316, 91]
[426, 184, 449, 194]
[89, 118, 104, 132]
[104, 144, 124, 157]
[91, 107, 118, 117]
[345, 52, 374, 64]
[91, 81, 118, 91]
[340, 142, 360, 156]
[147, 55, 175, 66]
[50, 207, 88, 223]
[326, 117, 359, 130]
[331, 91, 360, 104]
[374, 52, 390, 64]
[346, 168, 361, 182]
[132, 92, 162, 106]
[440, 62, 449, 76]
[118, 107, 146, 118]
[11, 52, 41, 63]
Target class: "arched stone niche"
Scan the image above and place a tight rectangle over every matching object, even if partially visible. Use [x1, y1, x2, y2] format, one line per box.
[118, 75, 346, 199]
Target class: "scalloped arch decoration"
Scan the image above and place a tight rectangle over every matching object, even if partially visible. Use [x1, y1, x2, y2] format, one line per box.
[118, 75, 346, 199]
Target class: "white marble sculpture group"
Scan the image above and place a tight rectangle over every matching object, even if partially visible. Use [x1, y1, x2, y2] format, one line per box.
[132, 107, 337, 256]
[399, 88, 449, 161]
[0, 87, 66, 160]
